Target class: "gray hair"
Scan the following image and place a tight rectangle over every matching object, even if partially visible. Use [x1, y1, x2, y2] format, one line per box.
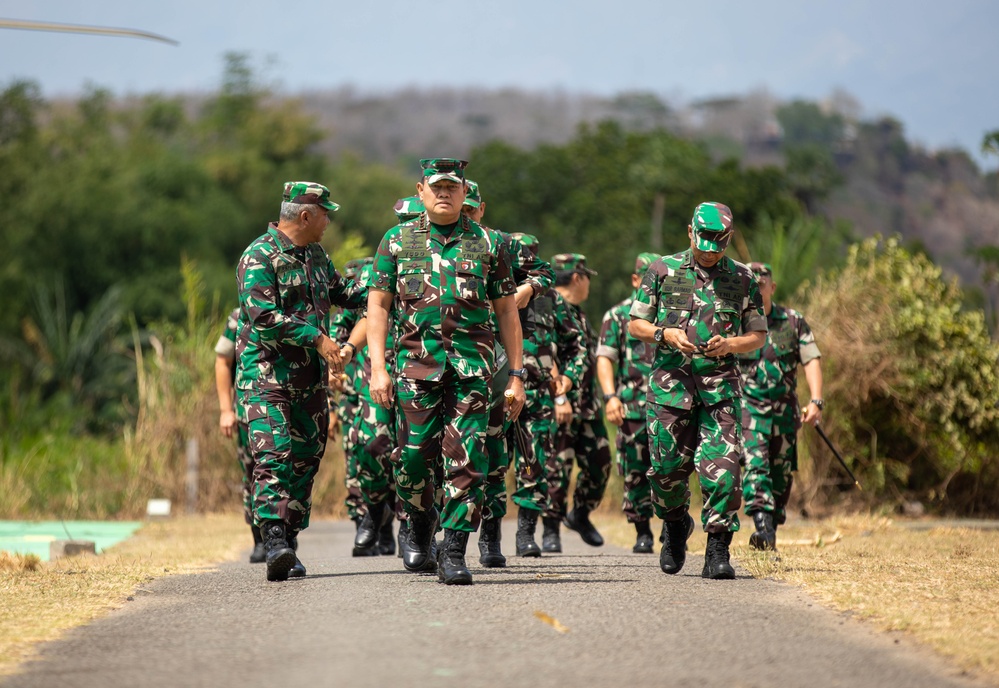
[280, 202, 317, 221]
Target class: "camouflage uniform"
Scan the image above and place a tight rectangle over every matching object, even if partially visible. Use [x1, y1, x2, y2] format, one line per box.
[370, 209, 516, 532]
[330, 259, 369, 523]
[630, 235, 765, 533]
[738, 297, 821, 525]
[351, 261, 400, 512]
[236, 184, 366, 538]
[595, 253, 660, 524]
[481, 229, 555, 521]
[214, 307, 253, 524]
[548, 280, 612, 520]
[512, 283, 587, 512]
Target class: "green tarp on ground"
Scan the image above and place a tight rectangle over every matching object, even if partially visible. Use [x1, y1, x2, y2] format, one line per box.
[0, 521, 143, 561]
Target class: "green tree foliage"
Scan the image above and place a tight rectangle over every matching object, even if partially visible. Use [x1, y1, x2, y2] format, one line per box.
[798, 237, 999, 514]
[470, 121, 809, 320]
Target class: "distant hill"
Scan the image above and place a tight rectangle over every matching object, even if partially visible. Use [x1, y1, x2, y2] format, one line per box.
[296, 86, 999, 311]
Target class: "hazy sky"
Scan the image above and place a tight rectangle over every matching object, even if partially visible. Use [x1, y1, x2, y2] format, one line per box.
[2, 0, 996, 167]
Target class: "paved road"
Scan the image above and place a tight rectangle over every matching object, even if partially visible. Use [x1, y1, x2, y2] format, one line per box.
[5, 520, 989, 688]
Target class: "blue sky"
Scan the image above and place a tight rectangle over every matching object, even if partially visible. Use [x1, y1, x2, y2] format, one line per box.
[1, 0, 996, 168]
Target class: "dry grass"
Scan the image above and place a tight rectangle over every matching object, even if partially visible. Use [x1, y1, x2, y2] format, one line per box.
[0, 513, 246, 676]
[598, 512, 999, 683]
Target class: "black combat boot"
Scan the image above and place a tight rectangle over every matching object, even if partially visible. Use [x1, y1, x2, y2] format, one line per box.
[633, 520, 654, 554]
[437, 529, 473, 585]
[287, 533, 306, 578]
[401, 508, 438, 573]
[377, 517, 396, 556]
[478, 517, 507, 567]
[260, 520, 296, 582]
[748, 511, 777, 551]
[541, 516, 562, 553]
[564, 505, 604, 547]
[396, 519, 409, 559]
[702, 531, 736, 580]
[515, 509, 542, 557]
[660, 513, 695, 574]
[353, 501, 386, 554]
[249, 525, 266, 564]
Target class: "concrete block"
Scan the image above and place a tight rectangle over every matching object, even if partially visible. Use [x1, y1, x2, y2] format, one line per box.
[50, 539, 96, 559]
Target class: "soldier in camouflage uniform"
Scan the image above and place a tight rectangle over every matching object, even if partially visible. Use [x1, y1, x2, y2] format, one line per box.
[330, 258, 370, 550]
[214, 307, 263, 563]
[596, 252, 661, 554]
[236, 181, 366, 582]
[367, 159, 525, 585]
[545, 254, 612, 551]
[629, 202, 766, 579]
[738, 262, 823, 551]
[506, 233, 587, 558]
[460, 181, 556, 567]
[350, 258, 408, 557]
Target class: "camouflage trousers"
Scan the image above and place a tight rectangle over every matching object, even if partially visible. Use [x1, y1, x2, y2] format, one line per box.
[482, 400, 512, 520]
[394, 368, 490, 532]
[235, 421, 253, 524]
[647, 399, 743, 533]
[338, 394, 364, 521]
[348, 394, 398, 509]
[741, 406, 797, 524]
[616, 416, 653, 523]
[546, 413, 611, 518]
[481, 387, 554, 518]
[511, 388, 554, 513]
[243, 386, 328, 534]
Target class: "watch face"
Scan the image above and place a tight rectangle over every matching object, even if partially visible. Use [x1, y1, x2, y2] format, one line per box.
[654, 328, 663, 342]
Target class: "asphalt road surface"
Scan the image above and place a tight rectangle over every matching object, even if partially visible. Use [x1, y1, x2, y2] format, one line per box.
[5, 520, 989, 688]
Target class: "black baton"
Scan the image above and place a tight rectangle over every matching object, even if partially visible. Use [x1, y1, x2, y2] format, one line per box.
[814, 423, 862, 491]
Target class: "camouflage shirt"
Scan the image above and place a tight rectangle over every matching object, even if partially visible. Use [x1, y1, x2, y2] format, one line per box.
[370, 212, 516, 381]
[523, 288, 587, 391]
[563, 301, 601, 420]
[596, 292, 656, 420]
[330, 304, 362, 398]
[235, 223, 367, 392]
[630, 249, 766, 409]
[737, 303, 820, 416]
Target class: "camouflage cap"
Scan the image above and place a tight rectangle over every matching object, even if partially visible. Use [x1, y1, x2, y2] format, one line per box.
[510, 232, 540, 256]
[551, 253, 597, 277]
[420, 158, 467, 185]
[393, 196, 425, 221]
[343, 256, 374, 281]
[634, 252, 661, 276]
[282, 181, 340, 211]
[749, 262, 773, 278]
[691, 202, 734, 252]
[463, 179, 482, 208]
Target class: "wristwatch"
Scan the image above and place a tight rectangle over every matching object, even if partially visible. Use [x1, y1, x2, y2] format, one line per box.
[653, 327, 665, 346]
[508, 368, 527, 379]
[554, 394, 568, 406]
[810, 398, 825, 410]
[603, 393, 619, 402]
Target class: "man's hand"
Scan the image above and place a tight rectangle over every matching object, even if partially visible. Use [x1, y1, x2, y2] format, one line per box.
[802, 402, 822, 426]
[554, 396, 572, 425]
[219, 409, 237, 439]
[555, 374, 573, 396]
[318, 334, 344, 375]
[339, 344, 355, 367]
[504, 377, 526, 421]
[700, 335, 734, 357]
[604, 396, 625, 426]
[370, 367, 394, 408]
[667, 328, 698, 355]
[514, 283, 534, 309]
[327, 368, 346, 393]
